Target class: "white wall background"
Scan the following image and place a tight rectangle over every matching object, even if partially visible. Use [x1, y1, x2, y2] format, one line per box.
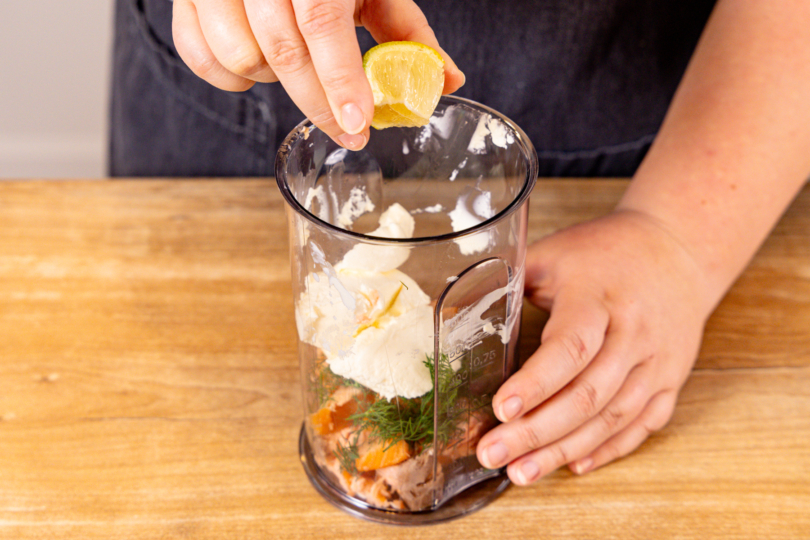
[0, 1, 114, 178]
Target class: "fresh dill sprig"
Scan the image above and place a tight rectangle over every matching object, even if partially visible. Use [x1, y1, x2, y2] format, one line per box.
[333, 438, 360, 475]
[313, 365, 340, 407]
[347, 353, 465, 448]
[349, 395, 432, 447]
[428, 354, 466, 445]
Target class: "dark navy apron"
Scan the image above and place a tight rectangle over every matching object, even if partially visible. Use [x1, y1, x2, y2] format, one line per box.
[108, 0, 716, 177]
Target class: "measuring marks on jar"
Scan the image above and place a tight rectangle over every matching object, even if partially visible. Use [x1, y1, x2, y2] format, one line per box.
[436, 333, 507, 504]
[443, 336, 502, 450]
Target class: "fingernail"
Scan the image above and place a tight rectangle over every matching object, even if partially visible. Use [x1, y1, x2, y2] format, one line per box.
[573, 458, 593, 475]
[340, 103, 366, 135]
[499, 396, 523, 422]
[516, 460, 540, 485]
[482, 442, 508, 469]
[337, 132, 366, 151]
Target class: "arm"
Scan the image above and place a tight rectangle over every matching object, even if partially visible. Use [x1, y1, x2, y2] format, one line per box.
[620, 0, 810, 304]
[477, 0, 810, 484]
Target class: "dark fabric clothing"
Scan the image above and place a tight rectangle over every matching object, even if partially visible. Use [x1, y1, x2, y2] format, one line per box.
[108, 0, 716, 177]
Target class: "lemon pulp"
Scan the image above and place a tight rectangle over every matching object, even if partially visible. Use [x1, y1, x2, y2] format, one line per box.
[363, 41, 445, 130]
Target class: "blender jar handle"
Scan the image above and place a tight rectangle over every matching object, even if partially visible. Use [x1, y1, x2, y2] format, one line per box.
[430, 256, 515, 508]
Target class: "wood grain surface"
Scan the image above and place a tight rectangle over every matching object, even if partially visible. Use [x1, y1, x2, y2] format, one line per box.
[0, 179, 808, 539]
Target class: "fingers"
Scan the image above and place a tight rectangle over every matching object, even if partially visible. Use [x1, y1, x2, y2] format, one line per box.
[505, 365, 667, 484]
[173, 0, 257, 91]
[573, 389, 677, 475]
[478, 326, 632, 471]
[174, 0, 460, 150]
[194, 0, 279, 83]
[245, 0, 370, 149]
[473, 212, 707, 485]
[360, 0, 465, 94]
[490, 288, 610, 424]
[292, 0, 373, 138]
[173, 0, 279, 91]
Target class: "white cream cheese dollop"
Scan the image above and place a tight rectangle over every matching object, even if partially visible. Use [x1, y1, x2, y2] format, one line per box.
[448, 190, 494, 255]
[467, 113, 515, 154]
[296, 204, 436, 399]
[329, 303, 435, 399]
[337, 203, 414, 273]
[337, 186, 376, 229]
[296, 268, 428, 359]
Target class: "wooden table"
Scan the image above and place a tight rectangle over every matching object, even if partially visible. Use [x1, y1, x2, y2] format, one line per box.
[0, 179, 807, 539]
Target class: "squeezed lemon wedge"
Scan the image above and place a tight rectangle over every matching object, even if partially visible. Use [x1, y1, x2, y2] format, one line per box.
[363, 41, 445, 130]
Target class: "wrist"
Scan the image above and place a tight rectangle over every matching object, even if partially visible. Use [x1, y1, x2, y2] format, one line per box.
[611, 205, 726, 318]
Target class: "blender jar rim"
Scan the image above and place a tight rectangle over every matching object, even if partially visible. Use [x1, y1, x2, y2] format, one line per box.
[275, 95, 539, 247]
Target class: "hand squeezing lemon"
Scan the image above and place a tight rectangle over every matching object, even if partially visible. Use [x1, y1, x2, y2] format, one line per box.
[363, 41, 446, 130]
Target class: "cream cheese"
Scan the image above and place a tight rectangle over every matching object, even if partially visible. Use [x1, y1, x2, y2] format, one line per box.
[296, 203, 436, 399]
[336, 203, 414, 273]
[467, 113, 516, 154]
[337, 186, 375, 230]
[328, 304, 435, 399]
[448, 190, 494, 255]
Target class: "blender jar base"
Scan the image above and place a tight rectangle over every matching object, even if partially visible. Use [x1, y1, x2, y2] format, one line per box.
[298, 424, 511, 525]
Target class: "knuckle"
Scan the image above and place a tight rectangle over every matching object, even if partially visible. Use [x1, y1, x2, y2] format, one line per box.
[599, 404, 625, 432]
[267, 37, 310, 73]
[190, 52, 220, 80]
[400, 20, 433, 43]
[629, 375, 651, 399]
[307, 107, 337, 129]
[517, 422, 545, 452]
[222, 46, 267, 78]
[645, 394, 676, 432]
[571, 380, 600, 419]
[551, 443, 571, 466]
[557, 331, 592, 371]
[318, 69, 356, 93]
[615, 297, 645, 326]
[176, 37, 219, 79]
[297, 1, 350, 38]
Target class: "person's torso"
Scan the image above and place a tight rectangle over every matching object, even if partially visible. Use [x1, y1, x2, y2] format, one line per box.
[135, 0, 716, 176]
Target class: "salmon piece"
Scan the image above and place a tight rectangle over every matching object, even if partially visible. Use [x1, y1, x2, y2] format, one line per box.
[341, 469, 353, 488]
[310, 401, 357, 434]
[376, 448, 442, 511]
[309, 386, 365, 435]
[330, 386, 365, 407]
[346, 475, 407, 510]
[309, 406, 334, 435]
[355, 439, 411, 472]
[442, 408, 493, 461]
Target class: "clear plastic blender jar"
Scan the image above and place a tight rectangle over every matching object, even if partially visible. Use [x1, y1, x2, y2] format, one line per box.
[276, 96, 538, 524]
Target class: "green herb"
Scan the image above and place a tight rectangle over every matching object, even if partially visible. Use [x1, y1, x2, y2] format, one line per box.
[428, 353, 466, 445]
[312, 364, 341, 407]
[348, 353, 465, 448]
[312, 364, 365, 407]
[333, 437, 360, 475]
[349, 394, 432, 447]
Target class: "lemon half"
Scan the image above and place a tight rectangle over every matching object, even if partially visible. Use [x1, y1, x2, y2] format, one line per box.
[363, 41, 445, 130]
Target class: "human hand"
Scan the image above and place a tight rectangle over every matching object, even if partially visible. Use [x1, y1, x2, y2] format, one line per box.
[476, 210, 718, 484]
[172, 0, 465, 150]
